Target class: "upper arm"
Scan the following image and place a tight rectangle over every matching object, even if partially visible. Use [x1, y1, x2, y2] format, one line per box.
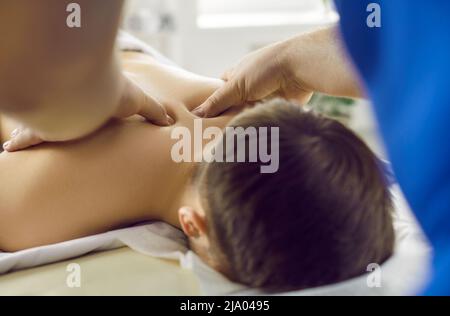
[0, 0, 125, 139]
[0, 0, 123, 75]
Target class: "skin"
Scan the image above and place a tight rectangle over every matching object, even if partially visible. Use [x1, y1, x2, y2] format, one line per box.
[0, 0, 170, 152]
[0, 52, 237, 255]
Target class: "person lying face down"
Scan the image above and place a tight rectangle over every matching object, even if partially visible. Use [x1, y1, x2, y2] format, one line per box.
[179, 99, 394, 292]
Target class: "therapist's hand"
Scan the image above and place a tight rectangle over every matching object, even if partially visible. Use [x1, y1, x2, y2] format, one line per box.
[113, 73, 174, 124]
[193, 28, 364, 118]
[192, 41, 314, 118]
[3, 75, 173, 152]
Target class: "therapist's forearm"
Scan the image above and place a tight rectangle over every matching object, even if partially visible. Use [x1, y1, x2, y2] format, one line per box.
[283, 27, 364, 98]
[0, 0, 124, 140]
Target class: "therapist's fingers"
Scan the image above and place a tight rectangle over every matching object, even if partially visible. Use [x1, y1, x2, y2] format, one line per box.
[3, 127, 43, 152]
[115, 75, 173, 126]
[138, 96, 175, 126]
[192, 82, 243, 118]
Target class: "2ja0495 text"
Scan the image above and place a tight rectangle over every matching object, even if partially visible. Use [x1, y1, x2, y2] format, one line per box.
[180, 300, 270, 313]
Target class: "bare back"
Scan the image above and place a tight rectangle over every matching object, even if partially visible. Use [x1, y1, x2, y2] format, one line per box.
[0, 52, 236, 251]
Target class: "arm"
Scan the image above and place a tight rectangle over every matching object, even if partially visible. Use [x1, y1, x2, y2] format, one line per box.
[0, 0, 124, 140]
[0, 1, 171, 152]
[194, 27, 364, 117]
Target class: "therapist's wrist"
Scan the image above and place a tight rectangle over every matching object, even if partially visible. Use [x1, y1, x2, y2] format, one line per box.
[285, 27, 364, 98]
[282, 33, 323, 94]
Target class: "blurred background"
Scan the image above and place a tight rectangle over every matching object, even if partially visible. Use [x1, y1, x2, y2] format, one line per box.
[122, 0, 385, 157]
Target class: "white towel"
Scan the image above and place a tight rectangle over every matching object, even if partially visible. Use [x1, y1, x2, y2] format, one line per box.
[0, 222, 185, 275]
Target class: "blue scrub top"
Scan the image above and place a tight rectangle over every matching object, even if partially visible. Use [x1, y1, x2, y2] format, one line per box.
[334, 0, 450, 295]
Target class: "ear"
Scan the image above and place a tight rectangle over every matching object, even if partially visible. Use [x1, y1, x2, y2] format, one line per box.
[178, 206, 208, 239]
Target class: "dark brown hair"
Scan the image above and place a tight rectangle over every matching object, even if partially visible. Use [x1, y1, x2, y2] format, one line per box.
[197, 99, 394, 292]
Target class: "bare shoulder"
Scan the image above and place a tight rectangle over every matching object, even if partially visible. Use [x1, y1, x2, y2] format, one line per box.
[121, 51, 224, 111]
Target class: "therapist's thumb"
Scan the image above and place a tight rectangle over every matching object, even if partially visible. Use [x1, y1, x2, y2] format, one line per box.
[116, 75, 173, 126]
[192, 81, 243, 118]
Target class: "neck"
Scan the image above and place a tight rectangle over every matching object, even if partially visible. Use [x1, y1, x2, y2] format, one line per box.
[158, 162, 200, 229]
[156, 110, 240, 229]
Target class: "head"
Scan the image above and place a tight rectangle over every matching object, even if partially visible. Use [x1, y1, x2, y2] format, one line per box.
[178, 99, 394, 292]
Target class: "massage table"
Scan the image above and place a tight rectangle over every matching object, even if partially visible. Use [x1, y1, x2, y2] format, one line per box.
[0, 247, 200, 296]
